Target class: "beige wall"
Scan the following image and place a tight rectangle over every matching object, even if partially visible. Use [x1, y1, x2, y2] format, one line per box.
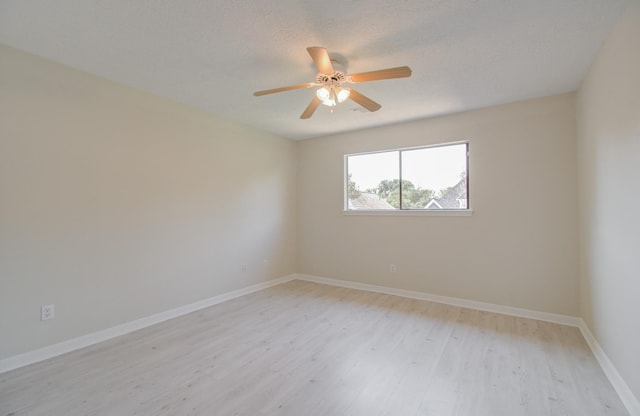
[297, 93, 579, 316]
[577, 0, 640, 401]
[0, 44, 297, 359]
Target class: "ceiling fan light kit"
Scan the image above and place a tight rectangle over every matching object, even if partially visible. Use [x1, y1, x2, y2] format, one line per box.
[253, 46, 412, 119]
[316, 86, 350, 107]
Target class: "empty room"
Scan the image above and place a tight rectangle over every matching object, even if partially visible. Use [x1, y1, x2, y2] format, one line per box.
[1, 1, 639, 415]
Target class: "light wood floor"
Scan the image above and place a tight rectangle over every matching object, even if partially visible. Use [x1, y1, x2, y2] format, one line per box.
[0, 280, 628, 415]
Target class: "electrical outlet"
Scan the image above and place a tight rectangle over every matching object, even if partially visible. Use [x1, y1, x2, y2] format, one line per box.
[41, 304, 55, 321]
[390, 264, 397, 273]
[241, 264, 247, 273]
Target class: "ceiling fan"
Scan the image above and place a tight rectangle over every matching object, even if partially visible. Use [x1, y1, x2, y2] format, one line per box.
[253, 47, 412, 119]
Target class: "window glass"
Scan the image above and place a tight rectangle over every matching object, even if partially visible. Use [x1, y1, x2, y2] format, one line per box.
[401, 144, 468, 209]
[345, 142, 468, 211]
[347, 151, 398, 210]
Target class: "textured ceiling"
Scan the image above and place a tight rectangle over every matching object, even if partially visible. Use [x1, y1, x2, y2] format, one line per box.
[0, 0, 628, 140]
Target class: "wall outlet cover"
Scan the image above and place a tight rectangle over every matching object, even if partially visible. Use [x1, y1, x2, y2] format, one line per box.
[41, 304, 55, 321]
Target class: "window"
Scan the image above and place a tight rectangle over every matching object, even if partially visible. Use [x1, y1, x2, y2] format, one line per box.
[345, 142, 469, 211]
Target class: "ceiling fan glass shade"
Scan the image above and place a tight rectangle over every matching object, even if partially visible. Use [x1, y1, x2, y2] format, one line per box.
[316, 87, 331, 101]
[316, 87, 335, 106]
[316, 86, 351, 107]
[336, 87, 350, 103]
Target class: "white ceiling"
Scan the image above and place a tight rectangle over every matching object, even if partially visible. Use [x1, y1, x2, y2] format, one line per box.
[0, 0, 628, 140]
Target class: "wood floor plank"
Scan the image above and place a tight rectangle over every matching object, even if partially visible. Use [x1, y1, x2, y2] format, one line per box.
[0, 280, 628, 416]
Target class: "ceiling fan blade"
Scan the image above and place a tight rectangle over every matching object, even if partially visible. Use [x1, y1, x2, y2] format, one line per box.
[307, 46, 335, 75]
[349, 66, 412, 83]
[348, 89, 382, 112]
[253, 83, 314, 96]
[300, 96, 322, 119]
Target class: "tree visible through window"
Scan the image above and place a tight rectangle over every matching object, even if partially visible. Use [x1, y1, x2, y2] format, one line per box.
[345, 142, 469, 211]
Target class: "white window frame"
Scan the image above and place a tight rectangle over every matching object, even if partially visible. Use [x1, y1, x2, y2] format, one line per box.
[343, 141, 472, 216]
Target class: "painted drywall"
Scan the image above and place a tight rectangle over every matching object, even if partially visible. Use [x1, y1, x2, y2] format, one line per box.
[577, 0, 640, 402]
[297, 93, 579, 316]
[0, 44, 297, 359]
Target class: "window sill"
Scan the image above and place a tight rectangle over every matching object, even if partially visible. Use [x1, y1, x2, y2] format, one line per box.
[342, 209, 473, 217]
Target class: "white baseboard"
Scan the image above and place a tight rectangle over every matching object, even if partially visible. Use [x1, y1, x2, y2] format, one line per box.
[294, 274, 580, 326]
[293, 273, 639, 416]
[0, 275, 296, 374]
[3, 273, 637, 416]
[577, 320, 640, 416]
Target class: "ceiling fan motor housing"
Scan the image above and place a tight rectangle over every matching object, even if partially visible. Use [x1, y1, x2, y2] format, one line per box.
[316, 71, 347, 87]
